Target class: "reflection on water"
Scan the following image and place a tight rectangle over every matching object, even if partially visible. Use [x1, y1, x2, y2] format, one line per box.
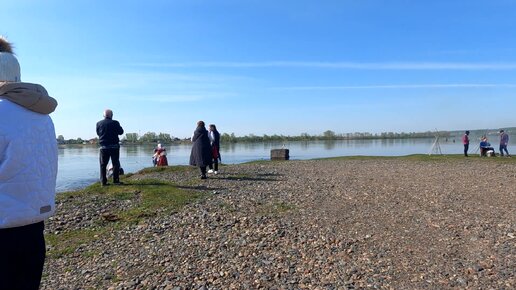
[124, 145, 141, 156]
[324, 140, 336, 150]
[56, 136, 512, 192]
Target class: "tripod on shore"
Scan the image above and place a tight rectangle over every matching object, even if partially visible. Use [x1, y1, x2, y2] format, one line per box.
[429, 129, 442, 155]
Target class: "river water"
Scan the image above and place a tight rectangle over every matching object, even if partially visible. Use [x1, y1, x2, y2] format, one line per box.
[56, 137, 505, 192]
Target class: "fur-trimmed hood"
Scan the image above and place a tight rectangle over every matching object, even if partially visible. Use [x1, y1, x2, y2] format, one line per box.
[0, 82, 57, 114]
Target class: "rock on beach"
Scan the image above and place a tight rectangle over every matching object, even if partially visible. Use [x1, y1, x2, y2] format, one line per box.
[42, 157, 516, 289]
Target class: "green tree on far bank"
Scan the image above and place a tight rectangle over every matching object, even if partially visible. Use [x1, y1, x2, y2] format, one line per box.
[125, 133, 139, 143]
[218, 129, 451, 143]
[122, 132, 176, 144]
[158, 133, 172, 143]
[140, 132, 158, 143]
[323, 130, 336, 139]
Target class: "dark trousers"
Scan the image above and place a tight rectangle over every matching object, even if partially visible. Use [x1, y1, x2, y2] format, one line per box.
[0, 221, 46, 290]
[464, 144, 469, 156]
[100, 148, 120, 184]
[208, 159, 219, 171]
[500, 144, 509, 156]
[200, 166, 207, 176]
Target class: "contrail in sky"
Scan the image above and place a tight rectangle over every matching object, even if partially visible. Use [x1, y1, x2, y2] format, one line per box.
[130, 61, 516, 70]
[273, 83, 516, 90]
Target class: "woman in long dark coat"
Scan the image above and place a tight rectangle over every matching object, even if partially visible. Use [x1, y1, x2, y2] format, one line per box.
[207, 124, 221, 174]
[189, 121, 213, 179]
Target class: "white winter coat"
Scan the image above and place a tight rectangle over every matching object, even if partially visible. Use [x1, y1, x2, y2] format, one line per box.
[0, 82, 58, 229]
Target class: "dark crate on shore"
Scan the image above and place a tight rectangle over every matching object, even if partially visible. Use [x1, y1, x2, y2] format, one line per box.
[271, 149, 289, 160]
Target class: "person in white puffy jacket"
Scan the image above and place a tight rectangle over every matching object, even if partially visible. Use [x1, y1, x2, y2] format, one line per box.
[0, 37, 58, 290]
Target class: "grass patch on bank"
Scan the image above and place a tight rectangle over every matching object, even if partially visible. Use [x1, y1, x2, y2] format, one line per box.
[118, 179, 205, 223]
[46, 228, 105, 258]
[243, 159, 283, 165]
[242, 154, 516, 165]
[137, 165, 193, 174]
[48, 173, 207, 258]
[258, 201, 297, 216]
[75, 178, 206, 222]
[313, 154, 516, 163]
[274, 202, 296, 213]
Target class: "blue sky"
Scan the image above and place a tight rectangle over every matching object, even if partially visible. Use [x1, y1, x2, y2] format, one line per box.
[2, 0, 516, 139]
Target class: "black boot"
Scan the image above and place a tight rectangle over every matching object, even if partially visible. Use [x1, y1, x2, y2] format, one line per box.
[200, 166, 207, 179]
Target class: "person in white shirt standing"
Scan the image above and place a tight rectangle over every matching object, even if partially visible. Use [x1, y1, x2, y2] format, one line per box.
[0, 36, 58, 290]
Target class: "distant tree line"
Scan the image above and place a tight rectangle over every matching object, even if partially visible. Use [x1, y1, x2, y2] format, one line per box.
[57, 132, 179, 145]
[57, 130, 455, 145]
[56, 135, 93, 145]
[220, 130, 450, 143]
[122, 132, 179, 144]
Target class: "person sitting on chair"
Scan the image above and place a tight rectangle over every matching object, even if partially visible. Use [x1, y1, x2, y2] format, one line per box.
[480, 136, 495, 157]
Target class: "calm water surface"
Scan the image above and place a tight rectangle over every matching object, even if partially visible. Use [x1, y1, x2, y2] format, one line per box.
[57, 137, 506, 192]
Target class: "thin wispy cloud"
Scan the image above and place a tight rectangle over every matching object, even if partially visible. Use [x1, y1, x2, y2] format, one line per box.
[126, 92, 236, 103]
[273, 83, 516, 90]
[31, 70, 247, 99]
[130, 61, 516, 70]
[130, 95, 205, 103]
[433, 48, 516, 56]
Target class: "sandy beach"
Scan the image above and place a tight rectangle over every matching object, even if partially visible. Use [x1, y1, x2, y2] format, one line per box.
[41, 156, 516, 289]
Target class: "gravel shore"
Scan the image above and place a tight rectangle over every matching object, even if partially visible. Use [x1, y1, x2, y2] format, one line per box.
[42, 157, 516, 289]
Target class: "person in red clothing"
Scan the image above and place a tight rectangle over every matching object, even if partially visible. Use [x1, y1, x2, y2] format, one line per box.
[462, 130, 470, 157]
[153, 143, 168, 166]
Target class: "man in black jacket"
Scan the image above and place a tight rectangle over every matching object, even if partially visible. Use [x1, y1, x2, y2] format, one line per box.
[96, 109, 124, 186]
